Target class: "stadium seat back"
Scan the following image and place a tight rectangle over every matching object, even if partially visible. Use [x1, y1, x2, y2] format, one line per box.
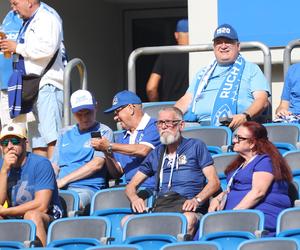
[238, 238, 300, 250]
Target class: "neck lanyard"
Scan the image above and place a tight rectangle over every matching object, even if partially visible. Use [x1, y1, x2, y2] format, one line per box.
[226, 155, 257, 192]
[159, 149, 179, 190]
[17, 9, 38, 43]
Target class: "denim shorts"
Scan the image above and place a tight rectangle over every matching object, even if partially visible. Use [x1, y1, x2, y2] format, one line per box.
[28, 84, 63, 148]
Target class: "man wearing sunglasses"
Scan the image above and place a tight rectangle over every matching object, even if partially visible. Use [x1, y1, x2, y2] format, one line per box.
[126, 107, 220, 236]
[91, 90, 160, 189]
[0, 123, 62, 246]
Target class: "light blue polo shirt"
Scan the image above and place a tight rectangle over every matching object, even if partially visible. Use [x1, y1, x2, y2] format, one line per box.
[187, 61, 270, 123]
[139, 137, 213, 199]
[51, 122, 113, 192]
[114, 113, 161, 188]
[281, 63, 300, 114]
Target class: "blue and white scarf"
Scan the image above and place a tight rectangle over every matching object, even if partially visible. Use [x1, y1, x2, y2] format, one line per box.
[7, 11, 37, 118]
[184, 54, 245, 126]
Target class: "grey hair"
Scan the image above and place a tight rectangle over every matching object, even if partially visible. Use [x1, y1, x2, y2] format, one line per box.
[158, 106, 183, 120]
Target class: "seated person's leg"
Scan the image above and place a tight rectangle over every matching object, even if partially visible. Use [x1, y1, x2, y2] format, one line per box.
[68, 187, 95, 210]
[23, 210, 52, 247]
[183, 211, 202, 236]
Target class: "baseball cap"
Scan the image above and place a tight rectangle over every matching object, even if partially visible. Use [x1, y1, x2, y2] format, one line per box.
[213, 24, 239, 41]
[70, 89, 96, 113]
[0, 123, 27, 140]
[176, 19, 188, 32]
[104, 90, 142, 113]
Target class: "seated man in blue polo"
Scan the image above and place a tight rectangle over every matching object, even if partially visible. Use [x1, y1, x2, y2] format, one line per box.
[175, 23, 270, 129]
[51, 89, 114, 210]
[91, 90, 160, 189]
[125, 107, 220, 236]
[274, 63, 300, 123]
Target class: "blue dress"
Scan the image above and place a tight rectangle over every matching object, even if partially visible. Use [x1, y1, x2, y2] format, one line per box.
[225, 154, 291, 236]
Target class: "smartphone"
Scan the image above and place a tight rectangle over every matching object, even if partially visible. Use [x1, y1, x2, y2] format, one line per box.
[91, 131, 102, 138]
[219, 117, 233, 126]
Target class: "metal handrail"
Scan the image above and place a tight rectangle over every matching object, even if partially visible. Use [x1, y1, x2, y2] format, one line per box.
[63, 58, 88, 126]
[128, 41, 272, 94]
[283, 39, 300, 78]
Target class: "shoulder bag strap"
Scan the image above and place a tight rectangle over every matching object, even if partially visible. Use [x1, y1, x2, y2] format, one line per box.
[41, 49, 59, 76]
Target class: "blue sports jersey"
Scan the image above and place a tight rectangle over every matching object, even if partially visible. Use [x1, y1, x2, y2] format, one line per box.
[0, 152, 63, 218]
[0, 11, 22, 90]
[139, 137, 213, 198]
[114, 114, 160, 188]
[52, 122, 113, 192]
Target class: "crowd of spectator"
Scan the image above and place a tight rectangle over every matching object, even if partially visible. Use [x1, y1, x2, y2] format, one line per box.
[0, 0, 299, 247]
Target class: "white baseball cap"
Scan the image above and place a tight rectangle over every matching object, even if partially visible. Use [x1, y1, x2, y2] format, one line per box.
[70, 90, 96, 113]
[0, 123, 27, 140]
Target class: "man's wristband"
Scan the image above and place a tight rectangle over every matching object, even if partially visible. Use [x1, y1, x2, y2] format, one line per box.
[242, 112, 251, 121]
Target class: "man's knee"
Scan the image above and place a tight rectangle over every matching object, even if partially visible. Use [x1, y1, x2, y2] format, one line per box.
[24, 210, 44, 224]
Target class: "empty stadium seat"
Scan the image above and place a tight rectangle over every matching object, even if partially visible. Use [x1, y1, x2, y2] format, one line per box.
[283, 150, 300, 176]
[0, 241, 26, 249]
[199, 210, 264, 237]
[142, 101, 175, 119]
[86, 245, 143, 250]
[90, 187, 153, 244]
[277, 207, 300, 239]
[47, 216, 112, 248]
[122, 212, 187, 249]
[182, 126, 232, 153]
[237, 237, 300, 250]
[0, 219, 36, 247]
[160, 241, 222, 250]
[263, 123, 300, 151]
[198, 210, 265, 250]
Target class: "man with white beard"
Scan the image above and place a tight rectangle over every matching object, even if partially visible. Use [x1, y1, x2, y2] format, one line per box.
[125, 107, 220, 236]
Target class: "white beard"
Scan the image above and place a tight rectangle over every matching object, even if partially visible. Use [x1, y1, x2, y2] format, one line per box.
[160, 131, 180, 145]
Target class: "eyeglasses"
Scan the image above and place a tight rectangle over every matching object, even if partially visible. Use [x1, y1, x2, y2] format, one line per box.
[0, 138, 21, 146]
[233, 134, 250, 143]
[114, 105, 129, 115]
[156, 120, 182, 128]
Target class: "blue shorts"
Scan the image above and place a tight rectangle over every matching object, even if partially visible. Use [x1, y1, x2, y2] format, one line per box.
[68, 187, 95, 210]
[28, 84, 63, 148]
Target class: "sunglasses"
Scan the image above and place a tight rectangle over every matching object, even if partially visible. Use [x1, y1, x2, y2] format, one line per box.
[0, 138, 21, 146]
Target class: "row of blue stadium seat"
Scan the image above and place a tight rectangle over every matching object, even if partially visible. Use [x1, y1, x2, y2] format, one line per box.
[3, 209, 300, 249]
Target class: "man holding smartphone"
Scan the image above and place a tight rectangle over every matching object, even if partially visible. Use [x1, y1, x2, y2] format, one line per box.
[51, 90, 114, 210]
[91, 90, 160, 190]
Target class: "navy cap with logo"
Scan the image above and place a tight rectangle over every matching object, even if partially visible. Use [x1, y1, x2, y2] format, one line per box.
[104, 90, 142, 113]
[213, 24, 239, 41]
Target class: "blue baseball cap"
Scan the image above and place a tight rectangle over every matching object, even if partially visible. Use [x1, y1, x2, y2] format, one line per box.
[104, 90, 142, 113]
[213, 24, 239, 41]
[176, 19, 188, 32]
[70, 89, 96, 113]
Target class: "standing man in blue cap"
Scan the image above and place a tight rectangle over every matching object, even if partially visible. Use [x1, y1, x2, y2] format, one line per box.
[175, 24, 270, 129]
[146, 19, 189, 101]
[91, 90, 160, 190]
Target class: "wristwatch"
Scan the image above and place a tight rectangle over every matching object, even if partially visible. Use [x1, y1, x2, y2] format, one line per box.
[242, 112, 251, 121]
[194, 197, 202, 205]
[107, 143, 113, 154]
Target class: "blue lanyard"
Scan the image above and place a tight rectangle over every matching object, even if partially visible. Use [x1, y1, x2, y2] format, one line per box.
[17, 9, 38, 43]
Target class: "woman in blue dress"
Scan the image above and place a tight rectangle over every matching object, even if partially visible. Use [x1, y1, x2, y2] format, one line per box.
[209, 121, 293, 236]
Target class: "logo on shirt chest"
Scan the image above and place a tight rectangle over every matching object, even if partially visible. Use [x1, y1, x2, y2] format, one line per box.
[178, 154, 187, 165]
